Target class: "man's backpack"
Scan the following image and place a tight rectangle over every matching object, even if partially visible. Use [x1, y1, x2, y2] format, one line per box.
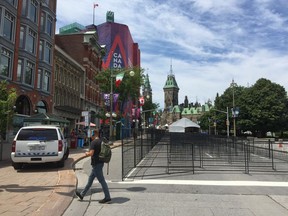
[99, 141, 112, 163]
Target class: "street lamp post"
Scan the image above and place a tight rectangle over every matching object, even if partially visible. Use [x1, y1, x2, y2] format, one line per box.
[231, 79, 237, 137]
[109, 70, 114, 141]
[107, 70, 135, 141]
[213, 108, 229, 137]
[208, 118, 211, 135]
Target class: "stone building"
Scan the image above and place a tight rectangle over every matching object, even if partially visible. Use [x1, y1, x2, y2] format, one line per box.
[161, 65, 212, 126]
[53, 45, 85, 129]
[55, 26, 105, 127]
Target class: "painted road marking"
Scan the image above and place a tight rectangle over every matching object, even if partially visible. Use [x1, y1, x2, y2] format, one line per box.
[205, 153, 213, 158]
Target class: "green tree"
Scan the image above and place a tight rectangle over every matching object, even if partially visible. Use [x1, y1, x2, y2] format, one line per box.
[199, 111, 214, 133]
[213, 78, 288, 137]
[238, 78, 288, 137]
[95, 67, 144, 119]
[0, 81, 17, 140]
[213, 84, 245, 135]
[141, 96, 159, 127]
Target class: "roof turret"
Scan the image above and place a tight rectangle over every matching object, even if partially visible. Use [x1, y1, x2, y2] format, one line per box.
[163, 64, 179, 89]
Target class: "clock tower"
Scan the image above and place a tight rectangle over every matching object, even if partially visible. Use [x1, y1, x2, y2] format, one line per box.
[163, 64, 179, 111]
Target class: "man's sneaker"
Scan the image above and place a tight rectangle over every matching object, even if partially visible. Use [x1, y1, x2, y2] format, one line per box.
[75, 191, 83, 200]
[99, 198, 111, 204]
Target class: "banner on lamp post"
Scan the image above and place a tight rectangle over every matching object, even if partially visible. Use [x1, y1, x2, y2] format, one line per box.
[103, 93, 120, 112]
[132, 107, 140, 118]
[103, 93, 110, 111]
[113, 93, 119, 112]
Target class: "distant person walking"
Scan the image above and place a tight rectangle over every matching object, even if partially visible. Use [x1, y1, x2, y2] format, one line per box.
[75, 129, 111, 204]
[77, 129, 85, 148]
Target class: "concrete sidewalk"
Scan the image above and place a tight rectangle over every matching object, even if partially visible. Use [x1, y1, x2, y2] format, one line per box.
[0, 140, 122, 216]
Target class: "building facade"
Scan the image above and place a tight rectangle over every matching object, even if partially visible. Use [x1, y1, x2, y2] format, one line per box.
[0, 2, 141, 138]
[0, 0, 58, 139]
[98, 11, 141, 70]
[161, 65, 212, 126]
[0, 0, 56, 115]
[55, 28, 104, 126]
[163, 65, 179, 111]
[53, 45, 85, 129]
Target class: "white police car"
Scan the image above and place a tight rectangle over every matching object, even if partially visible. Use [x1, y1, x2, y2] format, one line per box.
[11, 125, 69, 170]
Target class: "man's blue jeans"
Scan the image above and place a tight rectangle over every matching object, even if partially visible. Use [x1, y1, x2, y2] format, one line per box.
[80, 162, 110, 199]
[77, 138, 84, 148]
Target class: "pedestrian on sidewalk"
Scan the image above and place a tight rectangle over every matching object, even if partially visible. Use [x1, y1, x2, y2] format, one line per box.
[75, 129, 111, 204]
[77, 129, 85, 148]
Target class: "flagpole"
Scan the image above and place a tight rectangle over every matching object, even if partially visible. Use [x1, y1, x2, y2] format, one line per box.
[109, 69, 113, 141]
[93, 4, 95, 25]
[93, 3, 98, 25]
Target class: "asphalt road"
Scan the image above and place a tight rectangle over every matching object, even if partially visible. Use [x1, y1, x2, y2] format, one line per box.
[63, 146, 288, 216]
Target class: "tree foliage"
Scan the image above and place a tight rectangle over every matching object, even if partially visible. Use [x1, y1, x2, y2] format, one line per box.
[212, 78, 288, 137]
[95, 67, 144, 118]
[212, 84, 245, 134]
[141, 96, 159, 126]
[238, 78, 288, 137]
[0, 81, 17, 139]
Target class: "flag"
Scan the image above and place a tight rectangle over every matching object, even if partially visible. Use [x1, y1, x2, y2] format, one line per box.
[115, 72, 124, 88]
[139, 96, 145, 106]
[94, 3, 98, 8]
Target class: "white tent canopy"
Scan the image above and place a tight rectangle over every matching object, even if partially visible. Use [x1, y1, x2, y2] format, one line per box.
[169, 118, 200, 133]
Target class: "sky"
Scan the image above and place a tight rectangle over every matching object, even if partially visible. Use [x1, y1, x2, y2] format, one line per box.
[56, 0, 288, 109]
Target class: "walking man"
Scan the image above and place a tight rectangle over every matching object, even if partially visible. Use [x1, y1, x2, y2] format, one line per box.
[75, 129, 111, 203]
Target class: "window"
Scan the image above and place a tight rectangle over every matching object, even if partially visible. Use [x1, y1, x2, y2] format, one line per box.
[46, 15, 53, 36]
[17, 128, 58, 141]
[22, 0, 27, 16]
[44, 42, 52, 63]
[0, 48, 12, 77]
[39, 40, 44, 60]
[3, 10, 14, 41]
[27, 29, 36, 54]
[43, 71, 50, 92]
[29, 0, 38, 22]
[19, 26, 26, 48]
[25, 61, 34, 85]
[37, 68, 42, 89]
[17, 59, 23, 82]
[7, 0, 17, 6]
[40, 12, 45, 32]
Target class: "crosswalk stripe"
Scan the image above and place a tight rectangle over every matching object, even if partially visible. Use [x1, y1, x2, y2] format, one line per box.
[115, 179, 288, 187]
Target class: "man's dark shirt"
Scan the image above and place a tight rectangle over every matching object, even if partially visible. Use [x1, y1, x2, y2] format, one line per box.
[90, 138, 102, 165]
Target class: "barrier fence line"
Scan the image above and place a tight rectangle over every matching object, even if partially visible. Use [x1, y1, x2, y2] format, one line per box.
[121, 130, 288, 180]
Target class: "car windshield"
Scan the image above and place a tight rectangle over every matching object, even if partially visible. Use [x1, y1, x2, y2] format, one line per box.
[17, 128, 58, 141]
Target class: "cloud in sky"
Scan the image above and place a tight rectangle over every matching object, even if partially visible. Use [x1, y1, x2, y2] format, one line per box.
[56, 0, 288, 109]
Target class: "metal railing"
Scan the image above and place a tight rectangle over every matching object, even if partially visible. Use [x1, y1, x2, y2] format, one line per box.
[121, 128, 165, 180]
[121, 131, 288, 180]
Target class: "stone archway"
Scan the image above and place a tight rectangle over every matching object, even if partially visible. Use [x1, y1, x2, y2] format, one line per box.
[15, 95, 31, 115]
[35, 100, 48, 114]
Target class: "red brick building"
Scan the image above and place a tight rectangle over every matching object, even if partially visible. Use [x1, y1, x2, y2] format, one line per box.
[55, 26, 105, 125]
